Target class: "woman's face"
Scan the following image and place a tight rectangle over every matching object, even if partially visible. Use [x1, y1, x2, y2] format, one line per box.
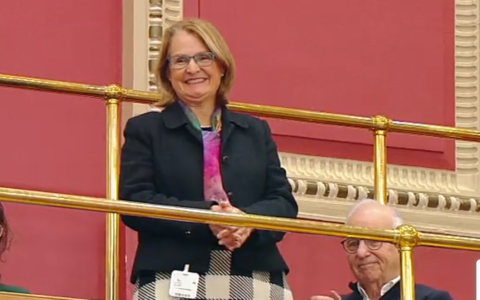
[167, 31, 224, 106]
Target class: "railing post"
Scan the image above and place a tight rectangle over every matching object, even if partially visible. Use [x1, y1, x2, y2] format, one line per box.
[372, 116, 390, 205]
[104, 85, 123, 300]
[396, 224, 419, 300]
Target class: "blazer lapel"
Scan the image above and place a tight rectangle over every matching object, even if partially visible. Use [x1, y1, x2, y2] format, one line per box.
[221, 119, 235, 153]
[162, 101, 202, 143]
[221, 107, 249, 152]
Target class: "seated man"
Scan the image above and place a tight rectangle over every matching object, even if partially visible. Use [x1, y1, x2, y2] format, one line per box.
[310, 199, 453, 300]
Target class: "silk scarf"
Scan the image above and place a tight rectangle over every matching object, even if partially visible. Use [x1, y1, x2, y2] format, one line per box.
[179, 101, 230, 203]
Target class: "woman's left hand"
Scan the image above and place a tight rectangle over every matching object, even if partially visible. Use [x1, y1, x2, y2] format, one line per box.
[210, 202, 253, 250]
[217, 226, 253, 250]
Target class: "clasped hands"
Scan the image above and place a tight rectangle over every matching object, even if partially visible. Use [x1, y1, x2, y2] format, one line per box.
[209, 202, 253, 251]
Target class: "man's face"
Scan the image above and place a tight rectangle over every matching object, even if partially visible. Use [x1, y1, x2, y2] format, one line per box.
[346, 206, 401, 285]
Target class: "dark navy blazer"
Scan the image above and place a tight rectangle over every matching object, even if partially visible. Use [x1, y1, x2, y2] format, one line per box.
[119, 101, 299, 283]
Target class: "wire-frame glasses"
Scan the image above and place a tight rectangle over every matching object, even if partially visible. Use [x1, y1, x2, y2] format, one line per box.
[168, 51, 216, 70]
[341, 238, 384, 254]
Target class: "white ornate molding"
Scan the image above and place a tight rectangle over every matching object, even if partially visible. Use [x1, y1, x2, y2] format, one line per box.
[122, 0, 150, 124]
[124, 1, 480, 237]
[284, 153, 480, 238]
[127, 0, 184, 118]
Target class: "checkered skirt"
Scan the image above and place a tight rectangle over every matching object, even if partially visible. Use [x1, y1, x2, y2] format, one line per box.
[133, 250, 294, 300]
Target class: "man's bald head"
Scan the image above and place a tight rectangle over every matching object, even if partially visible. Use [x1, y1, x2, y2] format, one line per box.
[343, 199, 402, 288]
[345, 199, 403, 229]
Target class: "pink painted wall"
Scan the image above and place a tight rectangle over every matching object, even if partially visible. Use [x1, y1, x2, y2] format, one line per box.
[182, 1, 478, 300]
[0, 1, 123, 299]
[198, 0, 456, 170]
[0, 1, 473, 300]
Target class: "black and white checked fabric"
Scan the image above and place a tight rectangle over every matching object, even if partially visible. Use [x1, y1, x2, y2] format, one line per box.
[133, 250, 294, 300]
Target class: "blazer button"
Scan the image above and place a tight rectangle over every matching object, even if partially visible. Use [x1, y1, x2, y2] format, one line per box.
[227, 192, 233, 197]
[185, 230, 191, 235]
[222, 156, 229, 163]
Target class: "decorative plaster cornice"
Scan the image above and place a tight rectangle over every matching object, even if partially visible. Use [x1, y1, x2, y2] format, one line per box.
[288, 173, 480, 213]
[124, 0, 480, 238]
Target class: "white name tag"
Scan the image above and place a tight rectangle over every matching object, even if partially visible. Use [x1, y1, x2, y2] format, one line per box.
[169, 264, 199, 299]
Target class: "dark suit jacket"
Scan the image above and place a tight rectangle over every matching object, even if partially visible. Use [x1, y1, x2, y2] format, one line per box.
[119, 100, 299, 283]
[343, 281, 454, 300]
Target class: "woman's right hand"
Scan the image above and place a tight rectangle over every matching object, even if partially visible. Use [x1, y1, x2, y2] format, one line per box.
[209, 203, 247, 250]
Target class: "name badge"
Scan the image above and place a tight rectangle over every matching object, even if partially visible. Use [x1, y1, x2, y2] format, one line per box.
[169, 264, 199, 299]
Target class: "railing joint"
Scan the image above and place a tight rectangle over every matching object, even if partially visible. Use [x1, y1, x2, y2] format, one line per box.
[104, 84, 124, 101]
[372, 115, 392, 131]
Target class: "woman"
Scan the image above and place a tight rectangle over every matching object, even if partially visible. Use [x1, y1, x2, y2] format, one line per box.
[120, 18, 298, 300]
[0, 203, 30, 294]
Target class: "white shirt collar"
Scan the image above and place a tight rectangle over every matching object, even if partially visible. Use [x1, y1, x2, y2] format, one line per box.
[150, 106, 164, 112]
[357, 276, 400, 300]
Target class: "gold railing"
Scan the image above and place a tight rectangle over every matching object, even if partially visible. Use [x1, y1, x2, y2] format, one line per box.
[0, 73, 479, 300]
[0, 293, 87, 300]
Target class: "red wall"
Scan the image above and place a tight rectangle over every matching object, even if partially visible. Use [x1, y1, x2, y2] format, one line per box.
[195, 0, 456, 171]
[0, 1, 477, 300]
[0, 1, 122, 299]
[185, 1, 479, 300]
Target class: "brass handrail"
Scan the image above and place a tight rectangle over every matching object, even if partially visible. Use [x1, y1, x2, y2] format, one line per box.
[1, 186, 480, 251]
[0, 293, 87, 300]
[1, 74, 479, 141]
[2, 72, 480, 300]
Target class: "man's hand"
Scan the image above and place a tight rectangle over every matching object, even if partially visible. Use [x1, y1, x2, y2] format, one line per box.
[310, 291, 341, 300]
[209, 202, 253, 251]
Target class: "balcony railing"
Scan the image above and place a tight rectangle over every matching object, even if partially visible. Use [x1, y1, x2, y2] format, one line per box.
[0, 73, 479, 300]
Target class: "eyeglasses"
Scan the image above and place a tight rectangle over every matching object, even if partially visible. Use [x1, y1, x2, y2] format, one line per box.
[341, 238, 383, 254]
[168, 52, 216, 70]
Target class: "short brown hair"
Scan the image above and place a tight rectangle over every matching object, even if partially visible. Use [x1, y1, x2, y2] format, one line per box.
[153, 18, 236, 107]
[0, 203, 11, 260]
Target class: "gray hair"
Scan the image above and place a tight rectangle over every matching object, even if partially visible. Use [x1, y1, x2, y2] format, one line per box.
[345, 199, 403, 228]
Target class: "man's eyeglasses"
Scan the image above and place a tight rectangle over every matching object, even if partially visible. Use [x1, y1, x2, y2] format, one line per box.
[168, 52, 216, 70]
[341, 238, 383, 254]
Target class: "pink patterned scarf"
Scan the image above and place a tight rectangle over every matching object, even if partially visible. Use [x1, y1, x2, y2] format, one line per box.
[180, 102, 230, 203]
